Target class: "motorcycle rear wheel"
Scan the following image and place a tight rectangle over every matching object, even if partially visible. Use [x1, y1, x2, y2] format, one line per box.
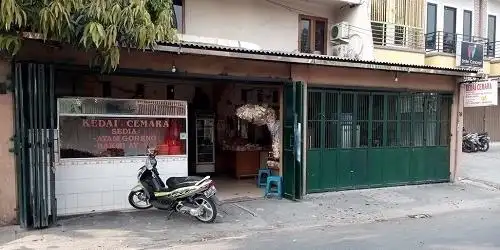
[193, 195, 217, 223]
[128, 190, 153, 209]
[479, 141, 490, 152]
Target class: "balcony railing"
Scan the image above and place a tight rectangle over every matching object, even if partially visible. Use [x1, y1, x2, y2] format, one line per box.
[371, 21, 424, 50]
[425, 31, 489, 56]
[485, 41, 500, 58]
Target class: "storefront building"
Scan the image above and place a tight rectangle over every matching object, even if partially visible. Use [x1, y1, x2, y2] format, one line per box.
[371, 0, 500, 140]
[0, 38, 476, 228]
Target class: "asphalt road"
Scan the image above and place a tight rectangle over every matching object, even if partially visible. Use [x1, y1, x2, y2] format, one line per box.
[170, 208, 500, 250]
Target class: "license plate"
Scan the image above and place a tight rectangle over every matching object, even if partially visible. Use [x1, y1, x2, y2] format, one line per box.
[204, 186, 216, 198]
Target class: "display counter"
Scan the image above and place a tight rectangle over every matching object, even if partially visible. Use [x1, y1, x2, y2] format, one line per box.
[55, 97, 189, 216]
[223, 150, 268, 179]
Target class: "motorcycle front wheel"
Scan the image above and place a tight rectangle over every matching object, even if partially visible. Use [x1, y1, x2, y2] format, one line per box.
[479, 141, 490, 152]
[128, 190, 153, 209]
[193, 195, 217, 223]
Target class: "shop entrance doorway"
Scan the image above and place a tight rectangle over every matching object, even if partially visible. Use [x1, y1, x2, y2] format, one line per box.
[48, 66, 289, 215]
[187, 81, 283, 201]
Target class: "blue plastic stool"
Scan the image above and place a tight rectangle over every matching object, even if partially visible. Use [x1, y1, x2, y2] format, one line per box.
[257, 168, 272, 188]
[264, 176, 282, 198]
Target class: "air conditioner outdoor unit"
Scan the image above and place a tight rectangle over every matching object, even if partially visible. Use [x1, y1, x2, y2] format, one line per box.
[331, 22, 349, 44]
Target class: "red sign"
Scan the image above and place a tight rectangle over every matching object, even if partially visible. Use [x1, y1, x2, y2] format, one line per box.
[59, 117, 183, 158]
[82, 119, 168, 151]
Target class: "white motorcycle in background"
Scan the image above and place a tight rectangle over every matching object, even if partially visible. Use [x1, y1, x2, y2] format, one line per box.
[128, 147, 218, 223]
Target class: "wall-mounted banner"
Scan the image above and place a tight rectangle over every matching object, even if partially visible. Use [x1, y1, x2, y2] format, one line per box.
[456, 41, 484, 68]
[464, 80, 498, 107]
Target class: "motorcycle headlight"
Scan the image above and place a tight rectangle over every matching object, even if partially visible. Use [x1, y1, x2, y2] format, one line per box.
[137, 167, 146, 179]
[145, 157, 153, 170]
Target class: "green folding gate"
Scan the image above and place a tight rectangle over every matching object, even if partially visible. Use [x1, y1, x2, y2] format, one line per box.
[282, 81, 304, 200]
[306, 89, 452, 193]
[13, 63, 57, 228]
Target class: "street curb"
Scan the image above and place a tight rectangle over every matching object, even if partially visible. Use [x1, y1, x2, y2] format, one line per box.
[164, 197, 500, 247]
[459, 178, 500, 190]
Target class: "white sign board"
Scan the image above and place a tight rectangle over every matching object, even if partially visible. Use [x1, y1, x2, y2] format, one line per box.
[464, 80, 498, 107]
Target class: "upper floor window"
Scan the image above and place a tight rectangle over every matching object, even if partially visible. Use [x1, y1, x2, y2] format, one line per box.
[488, 15, 496, 56]
[443, 6, 457, 53]
[299, 15, 327, 55]
[426, 3, 437, 34]
[463, 10, 472, 42]
[173, 0, 184, 33]
[425, 3, 437, 50]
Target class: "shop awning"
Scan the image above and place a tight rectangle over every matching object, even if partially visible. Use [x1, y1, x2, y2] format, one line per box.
[155, 42, 478, 77]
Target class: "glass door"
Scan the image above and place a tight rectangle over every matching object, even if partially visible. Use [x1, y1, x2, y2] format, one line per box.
[196, 118, 214, 164]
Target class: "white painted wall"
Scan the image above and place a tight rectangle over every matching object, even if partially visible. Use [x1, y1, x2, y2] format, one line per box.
[335, 1, 374, 60]
[184, 0, 374, 59]
[184, 0, 330, 52]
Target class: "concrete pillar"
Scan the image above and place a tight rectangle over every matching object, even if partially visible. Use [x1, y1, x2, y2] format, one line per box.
[474, 0, 481, 37]
[474, 0, 488, 38]
[0, 58, 16, 226]
[481, 0, 488, 38]
[450, 78, 465, 182]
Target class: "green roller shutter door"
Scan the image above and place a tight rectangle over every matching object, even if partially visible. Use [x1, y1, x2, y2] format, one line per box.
[306, 89, 452, 193]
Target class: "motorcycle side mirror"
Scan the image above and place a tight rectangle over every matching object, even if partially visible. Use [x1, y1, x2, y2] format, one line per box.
[146, 146, 157, 156]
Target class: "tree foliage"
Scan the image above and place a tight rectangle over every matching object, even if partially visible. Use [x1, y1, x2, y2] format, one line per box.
[0, 0, 178, 71]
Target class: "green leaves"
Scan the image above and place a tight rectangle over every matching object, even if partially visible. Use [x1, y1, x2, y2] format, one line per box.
[81, 22, 105, 47]
[0, 34, 21, 55]
[0, 0, 27, 30]
[0, 0, 177, 72]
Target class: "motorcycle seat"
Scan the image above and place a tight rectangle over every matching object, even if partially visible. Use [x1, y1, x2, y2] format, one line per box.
[478, 132, 488, 136]
[166, 176, 204, 189]
[156, 187, 169, 192]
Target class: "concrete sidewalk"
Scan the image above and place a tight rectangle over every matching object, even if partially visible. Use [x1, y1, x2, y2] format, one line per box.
[1, 181, 500, 249]
[461, 142, 500, 189]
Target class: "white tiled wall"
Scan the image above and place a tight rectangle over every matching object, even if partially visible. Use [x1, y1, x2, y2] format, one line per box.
[55, 156, 188, 215]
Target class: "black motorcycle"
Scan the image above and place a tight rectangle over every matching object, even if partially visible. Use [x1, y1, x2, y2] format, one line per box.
[128, 147, 218, 223]
[477, 132, 491, 152]
[462, 133, 479, 153]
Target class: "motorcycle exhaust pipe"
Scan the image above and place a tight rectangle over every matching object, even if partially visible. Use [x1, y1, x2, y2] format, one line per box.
[176, 202, 203, 216]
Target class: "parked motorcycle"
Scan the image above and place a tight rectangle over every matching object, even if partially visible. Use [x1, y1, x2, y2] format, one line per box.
[477, 132, 491, 152]
[128, 147, 218, 223]
[462, 133, 479, 153]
